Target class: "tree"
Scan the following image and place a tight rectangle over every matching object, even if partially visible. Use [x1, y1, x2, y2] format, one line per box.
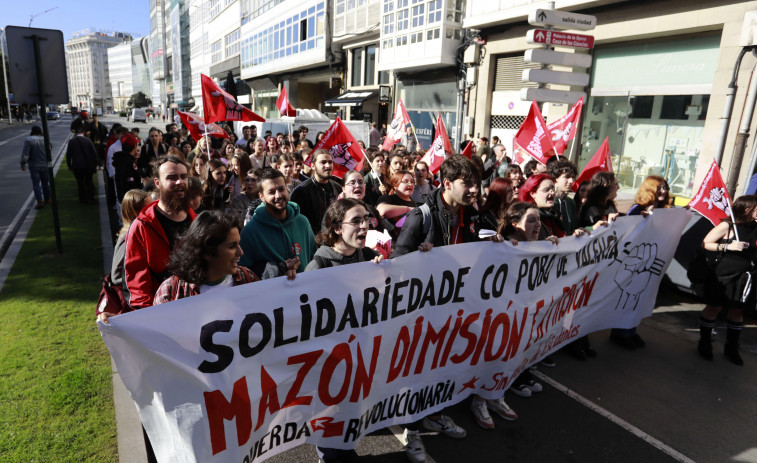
[127, 92, 152, 109]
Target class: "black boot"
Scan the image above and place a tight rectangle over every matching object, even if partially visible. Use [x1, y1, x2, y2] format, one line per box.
[698, 316, 715, 360]
[725, 321, 744, 366]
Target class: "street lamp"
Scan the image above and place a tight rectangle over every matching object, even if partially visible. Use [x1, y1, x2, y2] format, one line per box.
[1, 28, 12, 124]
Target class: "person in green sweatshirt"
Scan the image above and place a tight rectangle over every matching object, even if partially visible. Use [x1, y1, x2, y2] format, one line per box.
[239, 168, 315, 279]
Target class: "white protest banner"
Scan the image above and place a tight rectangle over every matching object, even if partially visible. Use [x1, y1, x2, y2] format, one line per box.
[99, 208, 691, 462]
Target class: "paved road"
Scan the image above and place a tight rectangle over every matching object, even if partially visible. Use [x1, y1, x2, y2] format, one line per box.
[254, 291, 757, 463]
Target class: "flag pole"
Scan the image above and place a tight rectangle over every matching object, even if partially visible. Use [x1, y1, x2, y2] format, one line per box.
[204, 125, 210, 158]
[726, 196, 741, 242]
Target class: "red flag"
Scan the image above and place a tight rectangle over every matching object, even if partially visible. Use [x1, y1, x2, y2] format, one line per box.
[572, 137, 613, 192]
[420, 113, 453, 175]
[200, 74, 264, 124]
[547, 96, 583, 156]
[381, 99, 412, 151]
[177, 111, 229, 141]
[688, 159, 733, 226]
[276, 86, 297, 117]
[308, 117, 365, 178]
[513, 101, 555, 165]
[460, 140, 474, 159]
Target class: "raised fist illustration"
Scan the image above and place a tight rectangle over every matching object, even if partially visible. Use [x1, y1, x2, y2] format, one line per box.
[614, 243, 663, 311]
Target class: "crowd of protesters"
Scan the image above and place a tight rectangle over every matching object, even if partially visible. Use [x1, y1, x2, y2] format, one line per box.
[51, 112, 753, 463]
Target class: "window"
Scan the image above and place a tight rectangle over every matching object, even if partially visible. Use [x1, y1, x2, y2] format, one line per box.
[411, 32, 423, 43]
[225, 29, 241, 58]
[384, 13, 394, 34]
[383, 39, 393, 49]
[383, 0, 394, 13]
[660, 95, 692, 120]
[426, 28, 440, 40]
[428, 0, 441, 23]
[411, 4, 424, 28]
[397, 8, 409, 31]
[630, 96, 653, 119]
[379, 70, 390, 84]
[396, 35, 407, 46]
[336, 0, 345, 14]
[211, 40, 222, 63]
[365, 45, 376, 86]
[352, 48, 363, 87]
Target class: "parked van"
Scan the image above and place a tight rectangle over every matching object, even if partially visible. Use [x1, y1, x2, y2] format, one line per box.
[131, 108, 147, 123]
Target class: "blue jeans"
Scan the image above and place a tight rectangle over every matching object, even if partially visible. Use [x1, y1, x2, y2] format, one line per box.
[29, 166, 50, 202]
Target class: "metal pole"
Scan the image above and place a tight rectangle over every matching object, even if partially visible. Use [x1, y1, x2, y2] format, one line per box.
[31, 33, 62, 252]
[1, 29, 12, 124]
[726, 58, 757, 196]
[714, 47, 751, 165]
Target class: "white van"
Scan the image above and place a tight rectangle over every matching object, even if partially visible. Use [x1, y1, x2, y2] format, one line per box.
[131, 108, 147, 123]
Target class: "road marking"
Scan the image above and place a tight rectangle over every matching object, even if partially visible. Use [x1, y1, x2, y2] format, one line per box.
[0, 132, 28, 146]
[532, 370, 696, 463]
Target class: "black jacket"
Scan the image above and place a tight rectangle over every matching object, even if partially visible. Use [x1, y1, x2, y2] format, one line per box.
[113, 151, 142, 202]
[392, 188, 480, 257]
[66, 135, 99, 172]
[290, 177, 343, 234]
[138, 142, 168, 177]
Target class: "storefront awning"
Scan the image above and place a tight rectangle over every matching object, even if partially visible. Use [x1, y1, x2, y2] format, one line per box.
[325, 90, 377, 107]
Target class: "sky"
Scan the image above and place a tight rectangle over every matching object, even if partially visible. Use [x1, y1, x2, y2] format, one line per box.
[2, 0, 150, 42]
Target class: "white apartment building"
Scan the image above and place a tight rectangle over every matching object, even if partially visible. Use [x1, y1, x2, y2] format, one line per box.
[108, 43, 134, 112]
[66, 30, 132, 112]
[240, 0, 337, 119]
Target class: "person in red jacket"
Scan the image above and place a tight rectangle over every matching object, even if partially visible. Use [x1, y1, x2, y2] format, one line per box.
[125, 155, 197, 309]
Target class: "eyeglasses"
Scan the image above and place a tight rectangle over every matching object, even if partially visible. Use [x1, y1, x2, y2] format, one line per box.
[400, 179, 416, 185]
[345, 180, 365, 187]
[342, 215, 372, 227]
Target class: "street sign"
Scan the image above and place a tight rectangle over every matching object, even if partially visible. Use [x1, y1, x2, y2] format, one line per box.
[5, 26, 69, 104]
[522, 69, 590, 87]
[520, 88, 587, 105]
[527, 29, 595, 49]
[528, 9, 597, 31]
[525, 48, 593, 68]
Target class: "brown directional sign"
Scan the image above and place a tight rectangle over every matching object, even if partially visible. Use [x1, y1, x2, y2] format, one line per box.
[527, 29, 595, 49]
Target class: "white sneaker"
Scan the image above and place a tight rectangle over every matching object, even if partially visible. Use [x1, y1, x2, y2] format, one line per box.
[509, 383, 532, 398]
[404, 429, 430, 463]
[525, 379, 543, 393]
[422, 414, 467, 438]
[471, 397, 495, 429]
[486, 397, 518, 421]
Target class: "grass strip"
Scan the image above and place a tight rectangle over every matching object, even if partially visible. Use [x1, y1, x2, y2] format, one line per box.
[0, 169, 117, 462]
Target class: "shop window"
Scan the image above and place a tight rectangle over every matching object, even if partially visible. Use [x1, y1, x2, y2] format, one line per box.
[660, 95, 692, 120]
[365, 45, 376, 86]
[698, 95, 710, 121]
[630, 96, 653, 119]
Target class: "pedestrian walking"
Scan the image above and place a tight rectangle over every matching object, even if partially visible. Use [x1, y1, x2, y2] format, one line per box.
[66, 125, 99, 203]
[20, 126, 51, 209]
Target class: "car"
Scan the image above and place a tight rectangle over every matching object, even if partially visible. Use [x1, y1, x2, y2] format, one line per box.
[46, 111, 60, 120]
[131, 108, 147, 123]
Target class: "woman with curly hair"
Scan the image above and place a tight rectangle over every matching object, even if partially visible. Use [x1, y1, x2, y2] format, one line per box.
[266, 136, 281, 156]
[190, 152, 209, 183]
[153, 210, 259, 304]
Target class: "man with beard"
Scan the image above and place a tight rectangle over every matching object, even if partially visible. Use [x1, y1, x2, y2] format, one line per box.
[125, 155, 197, 308]
[239, 168, 315, 279]
[290, 149, 342, 235]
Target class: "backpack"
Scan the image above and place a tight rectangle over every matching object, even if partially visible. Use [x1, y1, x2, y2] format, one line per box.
[96, 273, 130, 316]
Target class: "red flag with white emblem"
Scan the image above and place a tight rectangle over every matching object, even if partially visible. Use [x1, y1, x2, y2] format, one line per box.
[572, 137, 613, 192]
[307, 117, 365, 179]
[201, 74, 265, 124]
[688, 159, 734, 227]
[420, 113, 453, 175]
[547, 96, 583, 156]
[513, 101, 555, 165]
[177, 111, 230, 141]
[276, 86, 297, 117]
[381, 99, 412, 151]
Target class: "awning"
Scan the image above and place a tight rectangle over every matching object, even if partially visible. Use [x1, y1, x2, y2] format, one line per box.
[325, 90, 377, 107]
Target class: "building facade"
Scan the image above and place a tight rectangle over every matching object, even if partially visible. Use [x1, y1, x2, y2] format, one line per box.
[465, 0, 757, 198]
[66, 30, 132, 113]
[107, 37, 153, 113]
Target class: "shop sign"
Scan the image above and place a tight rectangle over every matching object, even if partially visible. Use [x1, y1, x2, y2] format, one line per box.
[527, 29, 594, 49]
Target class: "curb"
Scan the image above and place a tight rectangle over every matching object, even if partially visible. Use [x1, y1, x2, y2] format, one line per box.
[96, 167, 149, 463]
